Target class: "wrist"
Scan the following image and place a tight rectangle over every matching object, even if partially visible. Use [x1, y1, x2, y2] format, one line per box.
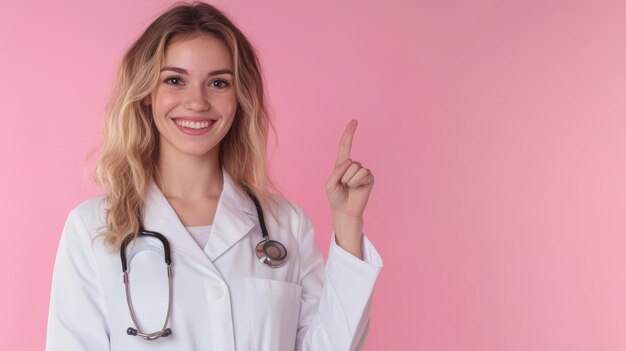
[332, 214, 364, 259]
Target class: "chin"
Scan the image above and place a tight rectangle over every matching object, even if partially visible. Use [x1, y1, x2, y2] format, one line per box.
[177, 143, 220, 157]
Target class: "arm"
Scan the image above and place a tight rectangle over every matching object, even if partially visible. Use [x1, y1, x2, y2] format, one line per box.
[46, 209, 110, 350]
[295, 207, 383, 351]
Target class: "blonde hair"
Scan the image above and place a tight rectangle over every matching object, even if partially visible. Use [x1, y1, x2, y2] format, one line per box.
[92, 1, 282, 248]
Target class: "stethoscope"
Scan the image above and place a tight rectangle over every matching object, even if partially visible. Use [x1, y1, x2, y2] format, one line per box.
[119, 188, 287, 341]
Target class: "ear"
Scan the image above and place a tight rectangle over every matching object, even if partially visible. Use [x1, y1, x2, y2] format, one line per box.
[141, 96, 151, 107]
[140, 98, 152, 116]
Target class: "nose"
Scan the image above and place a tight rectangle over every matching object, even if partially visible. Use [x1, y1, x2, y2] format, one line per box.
[184, 84, 211, 111]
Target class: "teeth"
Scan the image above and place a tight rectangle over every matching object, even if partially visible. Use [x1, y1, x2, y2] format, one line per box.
[176, 120, 211, 129]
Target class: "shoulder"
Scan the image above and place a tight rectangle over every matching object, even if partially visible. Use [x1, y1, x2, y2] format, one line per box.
[269, 193, 307, 220]
[54, 194, 111, 264]
[64, 194, 109, 241]
[267, 193, 315, 235]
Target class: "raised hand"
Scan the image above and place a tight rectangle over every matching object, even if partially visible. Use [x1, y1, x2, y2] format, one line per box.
[326, 119, 375, 259]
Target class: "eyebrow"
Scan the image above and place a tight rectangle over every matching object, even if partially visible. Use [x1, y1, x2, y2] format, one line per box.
[160, 66, 233, 76]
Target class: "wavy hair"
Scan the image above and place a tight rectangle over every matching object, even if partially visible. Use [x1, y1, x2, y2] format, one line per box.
[91, 1, 282, 248]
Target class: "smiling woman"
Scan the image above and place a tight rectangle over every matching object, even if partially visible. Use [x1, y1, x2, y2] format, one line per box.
[90, 3, 278, 241]
[45, 1, 383, 350]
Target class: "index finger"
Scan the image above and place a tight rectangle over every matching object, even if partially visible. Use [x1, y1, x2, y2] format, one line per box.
[336, 119, 358, 166]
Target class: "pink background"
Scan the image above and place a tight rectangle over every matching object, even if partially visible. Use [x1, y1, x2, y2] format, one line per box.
[2, 0, 626, 350]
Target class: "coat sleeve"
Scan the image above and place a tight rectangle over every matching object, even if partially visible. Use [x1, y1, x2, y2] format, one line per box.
[295, 207, 383, 351]
[46, 209, 110, 350]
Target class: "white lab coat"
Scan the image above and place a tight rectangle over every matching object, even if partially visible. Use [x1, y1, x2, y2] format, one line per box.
[46, 166, 383, 351]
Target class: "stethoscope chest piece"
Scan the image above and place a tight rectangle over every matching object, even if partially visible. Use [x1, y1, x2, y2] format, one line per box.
[246, 187, 288, 268]
[256, 237, 287, 268]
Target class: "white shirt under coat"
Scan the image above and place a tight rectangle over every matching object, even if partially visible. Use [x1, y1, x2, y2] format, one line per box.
[46, 166, 383, 350]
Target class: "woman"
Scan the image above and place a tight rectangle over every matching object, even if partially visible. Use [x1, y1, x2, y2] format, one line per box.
[46, 2, 383, 350]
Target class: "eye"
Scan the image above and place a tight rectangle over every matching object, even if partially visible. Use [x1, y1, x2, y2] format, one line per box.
[164, 75, 184, 86]
[210, 79, 230, 89]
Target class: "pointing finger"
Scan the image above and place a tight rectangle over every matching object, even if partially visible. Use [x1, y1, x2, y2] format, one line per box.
[336, 119, 358, 167]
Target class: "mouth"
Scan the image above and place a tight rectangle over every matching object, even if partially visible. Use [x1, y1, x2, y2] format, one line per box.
[172, 117, 216, 135]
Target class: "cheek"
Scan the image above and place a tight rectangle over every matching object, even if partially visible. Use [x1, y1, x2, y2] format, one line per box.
[217, 94, 238, 119]
[152, 89, 178, 116]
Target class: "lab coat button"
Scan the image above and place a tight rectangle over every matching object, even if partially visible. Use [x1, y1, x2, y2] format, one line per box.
[206, 284, 225, 299]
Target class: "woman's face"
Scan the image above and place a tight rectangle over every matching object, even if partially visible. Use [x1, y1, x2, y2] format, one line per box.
[150, 33, 237, 158]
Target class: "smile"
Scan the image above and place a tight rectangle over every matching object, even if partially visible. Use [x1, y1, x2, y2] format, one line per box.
[175, 119, 211, 129]
[172, 118, 216, 135]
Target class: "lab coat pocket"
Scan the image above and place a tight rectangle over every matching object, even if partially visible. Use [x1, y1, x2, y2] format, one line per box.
[244, 277, 302, 351]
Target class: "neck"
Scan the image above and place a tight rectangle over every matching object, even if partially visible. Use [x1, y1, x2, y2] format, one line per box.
[155, 142, 223, 201]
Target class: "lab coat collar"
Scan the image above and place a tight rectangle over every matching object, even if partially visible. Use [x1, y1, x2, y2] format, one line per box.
[142, 165, 257, 268]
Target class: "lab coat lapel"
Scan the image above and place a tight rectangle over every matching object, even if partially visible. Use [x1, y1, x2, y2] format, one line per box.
[205, 167, 257, 262]
[141, 166, 257, 268]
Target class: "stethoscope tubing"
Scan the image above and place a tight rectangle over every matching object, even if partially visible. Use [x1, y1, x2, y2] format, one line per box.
[121, 230, 174, 340]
